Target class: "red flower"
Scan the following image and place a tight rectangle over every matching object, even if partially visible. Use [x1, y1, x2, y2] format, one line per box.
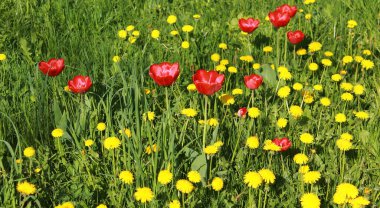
[237, 107, 247, 118]
[149, 62, 180, 86]
[244, 74, 263, 90]
[276, 4, 297, 18]
[268, 10, 291, 28]
[192, 70, 225, 96]
[238, 18, 260, 33]
[287, 30, 305, 44]
[272, 137, 292, 151]
[38, 58, 65, 76]
[68, 75, 92, 93]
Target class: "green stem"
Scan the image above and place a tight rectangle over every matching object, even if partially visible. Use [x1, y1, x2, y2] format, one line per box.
[202, 96, 209, 150]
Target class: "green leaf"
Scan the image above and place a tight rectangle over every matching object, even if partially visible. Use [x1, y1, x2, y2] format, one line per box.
[258, 64, 278, 88]
[191, 154, 207, 185]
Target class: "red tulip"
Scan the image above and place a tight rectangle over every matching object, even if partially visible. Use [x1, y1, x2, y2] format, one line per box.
[244, 74, 263, 90]
[268, 10, 291, 28]
[272, 137, 292, 151]
[287, 30, 305, 44]
[149, 62, 180, 86]
[192, 70, 225, 96]
[38, 58, 65, 76]
[237, 107, 247, 118]
[276, 4, 297, 18]
[238, 18, 260, 33]
[68, 75, 92, 93]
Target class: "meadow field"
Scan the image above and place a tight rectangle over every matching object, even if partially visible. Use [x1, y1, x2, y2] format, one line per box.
[0, 0, 379, 207]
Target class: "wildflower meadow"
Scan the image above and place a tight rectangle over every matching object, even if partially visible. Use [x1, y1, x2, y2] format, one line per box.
[0, 0, 379, 207]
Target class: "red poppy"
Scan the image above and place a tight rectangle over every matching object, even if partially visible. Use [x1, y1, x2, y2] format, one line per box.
[149, 62, 180, 86]
[272, 137, 292, 151]
[287, 30, 305, 44]
[237, 107, 247, 118]
[238, 18, 260, 33]
[192, 70, 225, 96]
[244, 74, 263, 90]
[38, 58, 65, 76]
[268, 10, 291, 28]
[68, 75, 92, 93]
[276, 4, 297, 18]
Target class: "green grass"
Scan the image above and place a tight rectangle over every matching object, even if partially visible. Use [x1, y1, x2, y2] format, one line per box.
[0, 0, 379, 207]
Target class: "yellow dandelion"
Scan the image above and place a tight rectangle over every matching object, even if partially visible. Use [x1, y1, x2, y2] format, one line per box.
[151, 29, 160, 39]
[308, 42, 322, 53]
[353, 84, 364, 95]
[263, 140, 281, 151]
[299, 165, 310, 174]
[289, 105, 303, 118]
[320, 97, 331, 107]
[103, 137, 121, 150]
[342, 55, 353, 65]
[308, 63, 319, 71]
[277, 86, 291, 98]
[112, 56, 121, 63]
[303, 171, 321, 184]
[336, 139, 352, 151]
[187, 170, 202, 183]
[176, 179, 194, 194]
[181, 108, 198, 117]
[277, 118, 288, 128]
[204, 145, 218, 155]
[187, 84, 197, 91]
[252, 63, 261, 70]
[347, 20, 358, 28]
[0, 53, 7, 61]
[361, 59, 374, 70]
[354, 111, 369, 120]
[293, 83, 303, 91]
[97, 122, 106, 131]
[167, 15, 177, 24]
[134, 187, 154, 203]
[247, 107, 260, 118]
[244, 171, 263, 188]
[258, 169, 275, 184]
[17, 181, 36, 195]
[313, 84, 323, 91]
[211, 53, 220, 62]
[23, 147, 35, 158]
[300, 133, 314, 144]
[294, 153, 309, 165]
[321, 59, 332, 67]
[232, 88, 243, 95]
[228, 66, 237, 73]
[362, 50, 371, 56]
[246, 136, 259, 149]
[324, 51, 334, 57]
[219, 43, 227, 50]
[300, 193, 320, 208]
[182, 25, 194, 32]
[158, 169, 173, 185]
[331, 74, 343, 82]
[181, 41, 190, 49]
[169, 200, 181, 208]
[119, 170, 134, 184]
[211, 177, 224, 191]
[51, 128, 64, 138]
[354, 56, 363, 63]
[84, 139, 94, 147]
[340, 132, 353, 141]
[118, 30, 127, 39]
[341, 92, 353, 101]
[340, 82, 353, 91]
[297, 48, 307, 56]
[335, 113, 347, 123]
[263, 46, 273, 53]
[170, 30, 179, 36]
[207, 118, 219, 126]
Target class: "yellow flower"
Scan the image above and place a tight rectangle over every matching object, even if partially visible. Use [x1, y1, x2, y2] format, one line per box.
[193, 14, 201, 19]
[293, 83, 303, 91]
[182, 25, 194, 32]
[321, 59, 332, 66]
[118, 30, 127, 39]
[340, 132, 353, 141]
[308, 42, 322, 53]
[305, 13, 312, 20]
[331, 74, 342, 82]
[303, 0, 316, 4]
[277, 86, 291, 98]
[64, 86, 71, 92]
[354, 56, 363, 63]
[128, 37, 137, 44]
[181, 108, 198, 117]
[308, 63, 319, 71]
[187, 83, 196, 91]
[158, 169, 173, 185]
[247, 107, 260, 118]
[246, 136, 259, 149]
[204, 145, 218, 155]
[258, 169, 275, 184]
[303, 92, 314, 104]
[278, 70, 292, 80]
[55, 202, 75, 208]
[289, 105, 303, 118]
[119, 170, 134, 184]
[341, 92, 353, 101]
[302, 171, 321, 184]
[220, 59, 229, 66]
[0, 53, 6, 61]
[214, 140, 224, 148]
[23, 147, 35, 158]
[134, 187, 154, 203]
[299, 165, 310, 174]
[170, 30, 179, 36]
[334, 183, 359, 204]
[112, 56, 121, 63]
[340, 82, 353, 91]
[207, 118, 219, 126]
[347, 20, 358, 28]
[324, 51, 334, 57]
[354, 111, 369, 120]
[313, 84, 323, 91]
[169, 200, 181, 208]
[211, 177, 223, 191]
[300, 133, 314, 144]
[361, 59, 374, 70]
[34, 167, 42, 173]
[145, 144, 158, 154]
[132, 30, 140, 37]
[176, 179, 194, 194]
[84, 139, 94, 147]
[342, 56, 353, 65]
[263, 140, 281, 152]
[362, 49, 371, 56]
[239, 55, 254, 62]
[244, 171, 263, 188]
[349, 196, 370, 207]
[297, 48, 307, 56]
[52, 128, 64, 138]
[167, 15, 177, 24]
[300, 193, 320, 208]
[96, 204, 107, 208]
[120, 128, 132, 138]
[353, 84, 365, 95]
[16, 159, 22, 164]
[143, 111, 155, 121]
[294, 153, 309, 165]
[97, 122, 106, 131]
[228, 66, 237, 73]
[215, 64, 226, 72]
[335, 113, 347, 123]
[151, 29, 160, 39]
[339, 70, 347, 75]
[17, 181, 36, 195]
[219, 43, 227, 50]
[103, 137, 121, 150]
[219, 94, 234, 105]
[263, 46, 273, 53]
[336, 139, 352, 151]
[211, 53, 220, 62]
[277, 118, 288, 128]
[320, 97, 331, 107]
[232, 88, 243, 95]
[187, 170, 202, 183]
[181, 41, 190, 49]
[252, 63, 261, 70]
[126, 25, 135, 31]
